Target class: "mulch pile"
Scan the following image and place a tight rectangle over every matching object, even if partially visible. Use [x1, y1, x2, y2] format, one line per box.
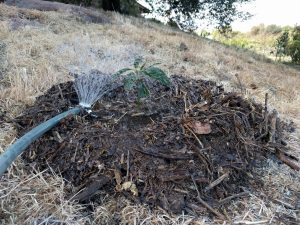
[14, 75, 298, 218]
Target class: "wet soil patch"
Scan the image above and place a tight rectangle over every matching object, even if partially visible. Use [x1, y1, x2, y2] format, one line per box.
[14, 75, 297, 217]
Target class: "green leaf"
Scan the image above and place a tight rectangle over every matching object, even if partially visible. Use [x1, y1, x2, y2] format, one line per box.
[137, 81, 150, 99]
[123, 73, 138, 90]
[113, 68, 132, 78]
[148, 62, 161, 67]
[143, 67, 171, 86]
[133, 57, 143, 68]
[140, 61, 147, 70]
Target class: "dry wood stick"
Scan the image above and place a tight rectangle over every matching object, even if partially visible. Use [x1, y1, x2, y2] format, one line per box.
[264, 93, 268, 132]
[219, 192, 249, 205]
[274, 199, 295, 209]
[134, 148, 192, 160]
[126, 149, 130, 181]
[186, 126, 204, 148]
[183, 91, 189, 115]
[70, 176, 110, 202]
[205, 172, 229, 192]
[191, 175, 225, 220]
[57, 84, 65, 101]
[276, 148, 300, 171]
[268, 110, 278, 143]
[235, 74, 245, 95]
[256, 93, 269, 140]
[233, 220, 269, 225]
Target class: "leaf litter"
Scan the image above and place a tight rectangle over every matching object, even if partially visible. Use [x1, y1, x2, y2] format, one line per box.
[13, 75, 299, 219]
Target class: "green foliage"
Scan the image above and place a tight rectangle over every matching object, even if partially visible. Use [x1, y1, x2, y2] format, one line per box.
[212, 24, 299, 65]
[288, 40, 300, 63]
[287, 26, 300, 63]
[250, 25, 261, 36]
[275, 31, 289, 60]
[226, 38, 253, 49]
[143, 67, 171, 86]
[120, 0, 140, 16]
[114, 58, 171, 100]
[145, 0, 252, 31]
[249, 24, 266, 36]
[212, 30, 254, 49]
[198, 29, 210, 38]
[265, 24, 282, 35]
[250, 24, 291, 36]
[291, 25, 300, 40]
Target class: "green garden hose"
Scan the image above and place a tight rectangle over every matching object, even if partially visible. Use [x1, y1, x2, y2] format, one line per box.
[0, 107, 81, 176]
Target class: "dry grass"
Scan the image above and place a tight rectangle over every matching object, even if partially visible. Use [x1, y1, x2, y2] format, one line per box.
[0, 169, 90, 224]
[0, 3, 299, 224]
[92, 196, 207, 225]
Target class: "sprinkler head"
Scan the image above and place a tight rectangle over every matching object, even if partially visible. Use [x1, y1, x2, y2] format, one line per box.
[79, 103, 92, 114]
[79, 104, 99, 118]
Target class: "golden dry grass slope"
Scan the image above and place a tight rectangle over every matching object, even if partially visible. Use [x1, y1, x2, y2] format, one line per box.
[0, 3, 299, 225]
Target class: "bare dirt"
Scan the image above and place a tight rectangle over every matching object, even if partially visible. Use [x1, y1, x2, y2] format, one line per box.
[13, 75, 298, 219]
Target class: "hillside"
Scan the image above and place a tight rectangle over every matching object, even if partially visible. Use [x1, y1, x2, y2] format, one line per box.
[209, 26, 300, 68]
[0, 2, 299, 225]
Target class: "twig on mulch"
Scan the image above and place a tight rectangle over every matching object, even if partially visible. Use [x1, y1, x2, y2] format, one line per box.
[191, 175, 225, 220]
[219, 192, 249, 205]
[186, 126, 204, 148]
[264, 93, 269, 135]
[235, 74, 245, 95]
[70, 175, 110, 202]
[126, 149, 130, 181]
[233, 220, 269, 225]
[205, 172, 229, 192]
[264, 93, 268, 120]
[274, 199, 295, 209]
[276, 148, 300, 171]
[57, 84, 65, 101]
[268, 110, 278, 143]
[134, 147, 192, 160]
[257, 93, 269, 140]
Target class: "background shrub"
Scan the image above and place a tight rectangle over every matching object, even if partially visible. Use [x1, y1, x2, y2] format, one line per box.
[275, 31, 289, 60]
[288, 26, 300, 63]
[265, 24, 282, 35]
[288, 40, 300, 63]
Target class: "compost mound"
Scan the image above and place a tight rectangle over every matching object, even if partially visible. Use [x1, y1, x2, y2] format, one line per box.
[15, 75, 296, 216]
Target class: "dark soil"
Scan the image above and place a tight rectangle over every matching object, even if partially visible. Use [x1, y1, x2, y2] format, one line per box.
[14, 75, 297, 218]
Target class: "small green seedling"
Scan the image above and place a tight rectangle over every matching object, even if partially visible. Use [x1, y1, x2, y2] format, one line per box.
[114, 57, 171, 100]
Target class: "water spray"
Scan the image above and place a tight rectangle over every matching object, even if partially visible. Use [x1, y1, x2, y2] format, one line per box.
[0, 71, 116, 176]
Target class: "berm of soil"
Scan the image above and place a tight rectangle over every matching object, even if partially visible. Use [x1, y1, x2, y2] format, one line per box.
[14, 75, 297, 218]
